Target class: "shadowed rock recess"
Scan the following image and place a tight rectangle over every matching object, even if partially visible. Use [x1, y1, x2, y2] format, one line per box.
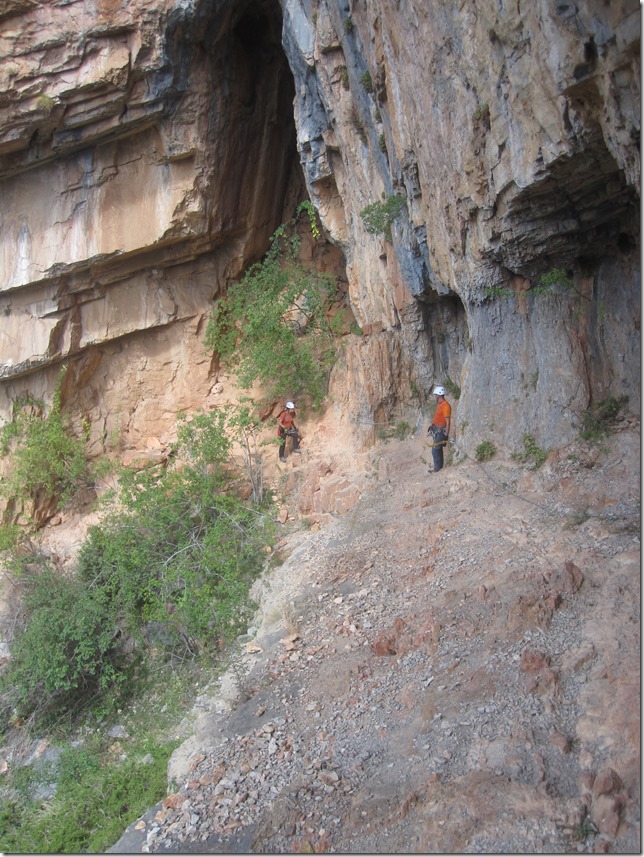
[0, 0, 640, 852]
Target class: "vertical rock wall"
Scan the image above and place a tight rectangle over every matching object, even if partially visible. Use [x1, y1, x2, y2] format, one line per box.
[0, 0, 639, 460]
[285, 0, 640, 449]
[0, 0, 308, 454]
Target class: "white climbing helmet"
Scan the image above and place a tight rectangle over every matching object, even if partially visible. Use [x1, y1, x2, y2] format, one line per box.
[286, 401, 296, 410]
[432, 385, 445, 396]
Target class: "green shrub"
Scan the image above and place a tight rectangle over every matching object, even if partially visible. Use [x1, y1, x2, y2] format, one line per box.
[1, 380, 90, 514]
[483, 285, 513, 300]
[393, 420, 412, 439]
[343, 17, 354, 33]
[378, 132, 386, 152]
[77, 408, 271, 646]
[1, 406, 274, 728]
[443, 378, 461, 400]
[377, 420, 412, 442]
[360, 195, 406, 240]
[535, 266, 573, 293]
[0, 739, 174, 853]
[340, 66, 350, 89]
[36, 94, 55, 113]
[473, 102, 489, 121]
[1, 568, 122, 721]
[204, 203, 338, 407]
[359, 70, 373, 92]
[484, 268, 575, 301]
[475, 440, 496, 462]
[0, 524, 22, 553]
[579, 395, 628, 443]
[350, 105, 367, 143]
[512, 433, 547, 469]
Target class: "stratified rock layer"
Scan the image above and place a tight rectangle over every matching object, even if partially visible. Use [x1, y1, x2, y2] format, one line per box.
[0, 0, 640, 456]
[0, 0, 305, 453]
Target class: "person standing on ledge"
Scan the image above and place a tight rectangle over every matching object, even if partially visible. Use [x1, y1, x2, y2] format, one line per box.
[277, 401, 301, 461]
[428, 385, 451, 473]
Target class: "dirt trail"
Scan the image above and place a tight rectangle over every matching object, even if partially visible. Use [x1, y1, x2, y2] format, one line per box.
[110, 420, 640, 854]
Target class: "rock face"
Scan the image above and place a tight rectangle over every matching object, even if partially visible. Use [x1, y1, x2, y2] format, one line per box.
[0, 1, 639, 454]
[288, 0, 640, 448]
[0, 0, 305, 453]
[0, 4, 640, 852]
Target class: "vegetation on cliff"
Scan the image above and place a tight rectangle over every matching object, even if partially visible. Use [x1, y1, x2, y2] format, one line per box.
[1, 405, 271, 727]
[205, 202, 340, 407]
[0, 398, 276, 851]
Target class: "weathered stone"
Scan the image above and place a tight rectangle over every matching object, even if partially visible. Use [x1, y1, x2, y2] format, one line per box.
[520, 649, 551, 675]
[591, 793, 622, 837]
[592, 767, 624, 799]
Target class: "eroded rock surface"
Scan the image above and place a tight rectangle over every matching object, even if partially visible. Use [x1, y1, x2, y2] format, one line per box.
[0, 0, 639, 456]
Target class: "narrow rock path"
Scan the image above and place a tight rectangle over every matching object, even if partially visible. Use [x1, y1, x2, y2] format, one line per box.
[110, 422, 640, 854]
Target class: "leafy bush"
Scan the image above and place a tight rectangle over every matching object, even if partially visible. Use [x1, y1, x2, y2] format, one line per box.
[0, 524, 22, 553]
[1, 407, 274, 727]
[205, 203, 338, 407]
[482, 285, 514, 299]
[77, 407, 271, 647]
[579, 395, 628, 443]
[36, 94, 55, 113]
[484, 267, 575, 301]
[0, 739, 174, 853]
[535, 267, 573, 293]
[359, 70, 373, 92]
[473, 102, 489, 122]
[0, 380, 90, 514]
[512, 433, 547, 469]
[360, 195, 406, 240]
[1, 568, 122, 721]
[443, 377, 461, 400]
[475, 440, 496, 462]
[377, 420, 413, 441]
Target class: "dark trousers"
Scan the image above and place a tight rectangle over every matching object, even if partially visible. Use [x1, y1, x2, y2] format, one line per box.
[431, 428, 447, 472]
[278, 427, 299, 459]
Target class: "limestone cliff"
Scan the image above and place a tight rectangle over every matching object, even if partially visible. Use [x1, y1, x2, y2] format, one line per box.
[0, 0, 639, 466]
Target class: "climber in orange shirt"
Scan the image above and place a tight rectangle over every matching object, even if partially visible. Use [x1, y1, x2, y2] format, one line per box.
[428, 385, 451, 473]
[277, 401, 301, 461]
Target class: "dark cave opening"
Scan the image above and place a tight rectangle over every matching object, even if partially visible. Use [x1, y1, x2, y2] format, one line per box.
[419, 292, 469, 392]
[485, 133, 640, 280]
[169, 0, 305, 248]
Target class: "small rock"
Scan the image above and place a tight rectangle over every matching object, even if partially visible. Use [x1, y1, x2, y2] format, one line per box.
[592, 766, 623, 798]
[107, 724, 129, 739]
[318, 770, 339, 786]
[591, 794, 622, 837]
[550, 731, 570, 753]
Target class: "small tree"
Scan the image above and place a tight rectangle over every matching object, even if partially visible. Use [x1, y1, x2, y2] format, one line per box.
[2, 567, 121, 720]
[205, 203, 338, 407]
[0, 374, 90, 519]
[360, 194, 406, 240]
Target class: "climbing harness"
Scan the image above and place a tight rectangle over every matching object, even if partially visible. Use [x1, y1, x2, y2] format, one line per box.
[427, 425, 448, 448]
